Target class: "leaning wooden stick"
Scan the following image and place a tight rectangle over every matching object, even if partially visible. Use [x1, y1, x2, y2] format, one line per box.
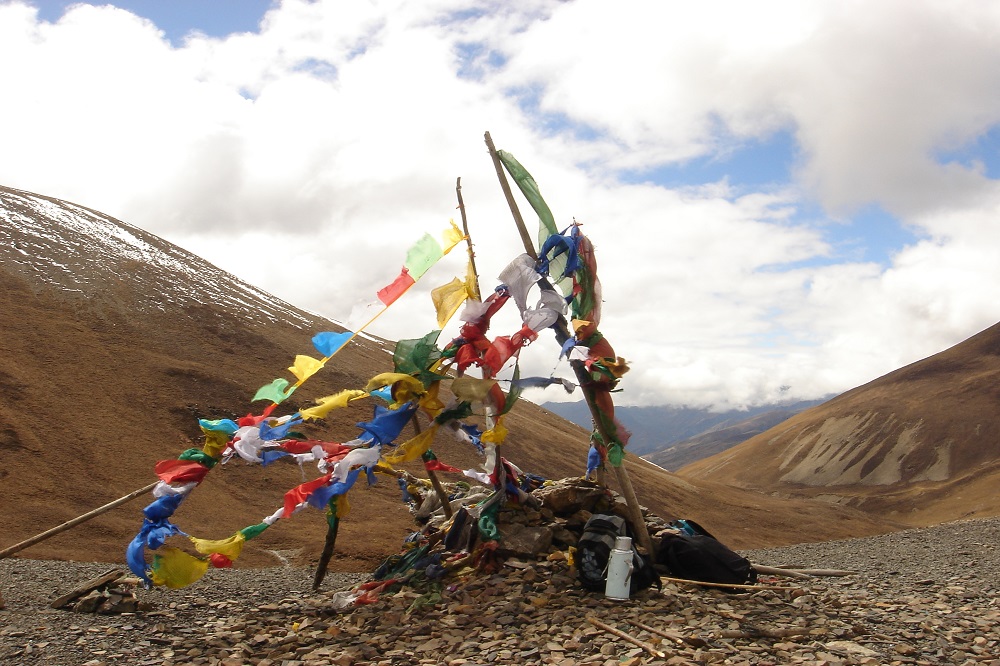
[482, 130, 655, 558]
[0, 482, 158, 560]
[660, 576, 798, 591]
[414, 415, 453, 520]
[628, 619, 709, 648]
[752, 564, 815, 580]
[587, 616, 667, 659]
[312, 498, 341, 590]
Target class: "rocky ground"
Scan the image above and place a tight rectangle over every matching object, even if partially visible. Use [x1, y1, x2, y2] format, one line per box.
[1, 516, 998, 666]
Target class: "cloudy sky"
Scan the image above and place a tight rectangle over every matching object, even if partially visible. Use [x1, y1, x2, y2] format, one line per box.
[4, 0, 999, 411]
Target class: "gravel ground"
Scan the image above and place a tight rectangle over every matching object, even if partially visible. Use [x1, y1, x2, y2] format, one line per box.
[1, 517, 998, 665]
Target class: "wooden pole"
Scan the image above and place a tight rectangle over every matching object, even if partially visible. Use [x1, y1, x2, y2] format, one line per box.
[587, 616, 666, 659]
[455, 177, 481, 302]
[482, 131, 655, 557]
[0, 482, 158, 560]
[312, 503, 340, 590]
[414, 415, 453, 519]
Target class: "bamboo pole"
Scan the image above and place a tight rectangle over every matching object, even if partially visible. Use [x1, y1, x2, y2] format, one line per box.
[482, 130, 655, 557]
[0, 482, 158, 559]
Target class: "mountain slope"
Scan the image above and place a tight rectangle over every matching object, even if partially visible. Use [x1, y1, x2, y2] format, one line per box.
[0, 185, 902, 571]
[680, 321, 1000, 525]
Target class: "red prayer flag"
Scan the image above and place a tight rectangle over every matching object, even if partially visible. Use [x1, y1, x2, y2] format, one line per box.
[377, 268, 416, 305]
[282, 473, 332, 518]
[424, 459, 463, 474]
[154, 459, 211, 485]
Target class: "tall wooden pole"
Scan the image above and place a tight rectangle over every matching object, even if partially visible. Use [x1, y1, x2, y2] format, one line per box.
[483, 131, 655, 556]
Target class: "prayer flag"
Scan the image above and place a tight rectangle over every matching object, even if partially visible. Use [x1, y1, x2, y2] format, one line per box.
[300, 389, 368, 420]
[312, 331, 353, 357]
[431, 277, 472, 328]
[288, 355, 325, 383]
[253, 378, 295, 404]
[404, 233, 444, 279]
[377, 269, 416, 305]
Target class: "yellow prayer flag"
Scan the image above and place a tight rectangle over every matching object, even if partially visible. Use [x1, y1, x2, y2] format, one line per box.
[383, 425, 438, 464]
[202, 430, 230, 458]
[150, 547, 210, 589]
[190, 532, 246, 560]
[300, 389, 369, 420]
[288, 355, 325, 383]
[335, 493, 351, 519]
[431, 277, 471, 329]
[482, 417, 508, 445]
[418, 380, 445, 418]
[451, 375, 498, 403]
[441, 219, 465, 255]
[365, 373, 424, 396]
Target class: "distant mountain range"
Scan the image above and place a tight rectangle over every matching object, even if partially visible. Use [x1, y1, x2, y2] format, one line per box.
[541, 399, 827, 464]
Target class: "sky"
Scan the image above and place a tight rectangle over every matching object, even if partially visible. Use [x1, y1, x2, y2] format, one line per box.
[3, 0, 1000, 411]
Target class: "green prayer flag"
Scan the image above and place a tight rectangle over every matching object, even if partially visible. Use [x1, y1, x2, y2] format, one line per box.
[239, 523, 270, 540]
[178, 448, 218, 468]
[497, 150, 558, 245]
[253, 378, 294, 404]
[393, 330, 444, 386]
[403, 233, 444, 279]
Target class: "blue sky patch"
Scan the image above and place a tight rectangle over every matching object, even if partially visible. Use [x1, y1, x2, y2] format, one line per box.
[620, 127, 800, 190]
[34, 0, 274, 44]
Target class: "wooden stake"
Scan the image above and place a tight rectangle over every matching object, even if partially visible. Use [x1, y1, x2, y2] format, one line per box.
[659, 576, 797, 591]
[752, 565, 815, 580]
[414, 415, 453, 520]
[628, 618, 709, 648]
[0, 482, 158, 560]
[482, 130, 654, 557]
[312, 505, 340, 591]
[587, 616, 667, 659]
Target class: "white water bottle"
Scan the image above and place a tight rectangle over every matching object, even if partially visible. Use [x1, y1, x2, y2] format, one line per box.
[604, 536, 634, 600]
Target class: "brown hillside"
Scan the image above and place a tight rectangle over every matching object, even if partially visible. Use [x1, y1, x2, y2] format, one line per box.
[680, 321, 1000, 526]
[0, 186, 904, 575]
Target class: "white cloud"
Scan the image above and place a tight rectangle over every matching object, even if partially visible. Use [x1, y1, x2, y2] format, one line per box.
[2, 0, 999, 412]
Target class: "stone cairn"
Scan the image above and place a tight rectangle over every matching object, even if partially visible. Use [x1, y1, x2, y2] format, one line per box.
[49, 569, 148, 615]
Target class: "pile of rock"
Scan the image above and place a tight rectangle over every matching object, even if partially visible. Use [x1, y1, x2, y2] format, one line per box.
[419, 476, 668, 561]
[48, 569, 147, 615]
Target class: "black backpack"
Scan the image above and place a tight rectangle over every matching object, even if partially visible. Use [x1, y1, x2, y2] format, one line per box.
[657, 531, 757, 590]
[576, 514, 661, 594]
